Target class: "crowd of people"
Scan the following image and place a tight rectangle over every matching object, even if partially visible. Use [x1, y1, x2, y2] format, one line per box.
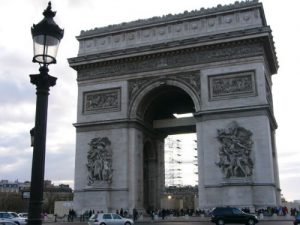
[146, 206, 300, 220]
[78, 208, 138, 222]
[256, 206, 299, 216]
[64, 205, 299, 223]
[147, 208, 211, 219]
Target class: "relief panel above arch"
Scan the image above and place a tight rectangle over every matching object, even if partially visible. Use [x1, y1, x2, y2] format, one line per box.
[208, 71, 257, 101]
[200, 63, 268, 112]
[83, 88, 121, 114]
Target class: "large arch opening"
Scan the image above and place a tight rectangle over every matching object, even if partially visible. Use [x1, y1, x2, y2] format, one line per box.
[139, 84, 198, 211]
[138, 85, 195, 132]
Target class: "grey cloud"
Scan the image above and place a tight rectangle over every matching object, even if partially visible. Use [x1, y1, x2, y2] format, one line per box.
[0, 132, 32, 150]
[280, 164, 300, 175]
[0, 76, 34, 104]
[45, 145, 75, 179]
[0, 146, 32, 181]
[280, 177, 300, 200]
[66, 0, 95, 9]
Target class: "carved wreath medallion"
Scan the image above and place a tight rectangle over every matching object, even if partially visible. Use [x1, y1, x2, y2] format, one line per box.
[216, 121, 254, 178]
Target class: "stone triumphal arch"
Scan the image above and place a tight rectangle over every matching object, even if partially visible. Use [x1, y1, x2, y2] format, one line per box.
[69, 0, 280, 212]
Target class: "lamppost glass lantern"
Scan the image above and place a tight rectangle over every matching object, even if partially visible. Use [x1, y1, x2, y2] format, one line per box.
[31, 2, 64, 65]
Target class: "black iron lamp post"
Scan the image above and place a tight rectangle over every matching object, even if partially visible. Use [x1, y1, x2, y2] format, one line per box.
[28, 2, 63, 225]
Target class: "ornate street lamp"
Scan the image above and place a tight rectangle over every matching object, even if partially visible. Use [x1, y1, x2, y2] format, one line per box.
[28, 2, 63, 225]
[31, 2, 64, 65]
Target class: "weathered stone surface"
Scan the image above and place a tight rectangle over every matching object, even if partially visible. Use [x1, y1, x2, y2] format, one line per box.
[69, 0, 280, 213]
[76, 1, 264, 56]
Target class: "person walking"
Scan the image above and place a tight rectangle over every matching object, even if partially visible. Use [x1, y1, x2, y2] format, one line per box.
[133, 208, 138, 221]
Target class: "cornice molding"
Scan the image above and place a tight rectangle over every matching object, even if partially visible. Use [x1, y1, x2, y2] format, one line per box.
[78, 0, 263, 39]
[69, 27, 271, 67]
[69, 28, 278, 78]
[205, 182, 276, 188]
[72, 39, 269, 82]
[194, 104, 277, 129]
[74, 119, 166, 139]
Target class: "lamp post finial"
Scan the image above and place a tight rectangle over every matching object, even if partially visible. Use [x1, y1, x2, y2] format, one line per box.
[43, 1, 56, 18]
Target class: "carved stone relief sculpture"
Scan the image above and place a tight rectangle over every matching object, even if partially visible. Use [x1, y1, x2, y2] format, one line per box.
[209, 71, 256, 100]
[216, 121, 254, 178]
[86, 137, 113, 185]
[83, 88, 121, 113]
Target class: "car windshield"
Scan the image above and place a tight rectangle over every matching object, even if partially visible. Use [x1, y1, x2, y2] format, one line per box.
[10, 213, 19, 218]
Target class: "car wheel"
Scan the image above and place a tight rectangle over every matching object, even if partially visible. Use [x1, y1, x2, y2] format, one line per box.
[124, 222, 131, 225]
[216, 219, 224, 225]
[100, 223, 106, 225]
[247, 219, 255, 225]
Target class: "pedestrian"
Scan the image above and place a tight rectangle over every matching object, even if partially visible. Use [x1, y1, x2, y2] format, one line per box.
[151, 211, 155, 222]
[161, 209, 166, 220]
[133, 208, 138, 221]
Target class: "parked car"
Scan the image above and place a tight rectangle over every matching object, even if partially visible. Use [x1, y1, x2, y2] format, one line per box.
[0, 220, 18, 225]
[88, 213, 134, 225]
[294, 213, 300, 225]
[210, 206, 259, 225]
[0, 212, 27, 225]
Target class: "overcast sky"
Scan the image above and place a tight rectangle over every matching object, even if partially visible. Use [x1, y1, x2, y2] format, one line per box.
[0, 0, 299, 201]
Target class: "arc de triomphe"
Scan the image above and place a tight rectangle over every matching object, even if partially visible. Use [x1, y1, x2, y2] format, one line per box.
[69, 0, 280, 212]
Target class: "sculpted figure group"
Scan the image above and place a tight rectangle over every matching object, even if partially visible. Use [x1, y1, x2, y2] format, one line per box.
[216, 121, 254, 178]
[86, 137, 113, 185]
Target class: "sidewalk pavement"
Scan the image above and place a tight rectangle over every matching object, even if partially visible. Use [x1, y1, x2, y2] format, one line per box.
[43, 214, 294, 224]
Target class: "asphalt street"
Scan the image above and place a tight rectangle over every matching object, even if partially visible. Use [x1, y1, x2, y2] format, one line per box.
[44, 221, 293, 225]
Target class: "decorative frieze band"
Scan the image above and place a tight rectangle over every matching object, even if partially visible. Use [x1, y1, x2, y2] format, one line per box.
[78, 43, 263, 81]
[209, 71, 256, 100]
[83, 88, 121, 114]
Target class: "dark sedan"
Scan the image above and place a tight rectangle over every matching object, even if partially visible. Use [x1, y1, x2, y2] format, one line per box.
[210, 206, 259, 225]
